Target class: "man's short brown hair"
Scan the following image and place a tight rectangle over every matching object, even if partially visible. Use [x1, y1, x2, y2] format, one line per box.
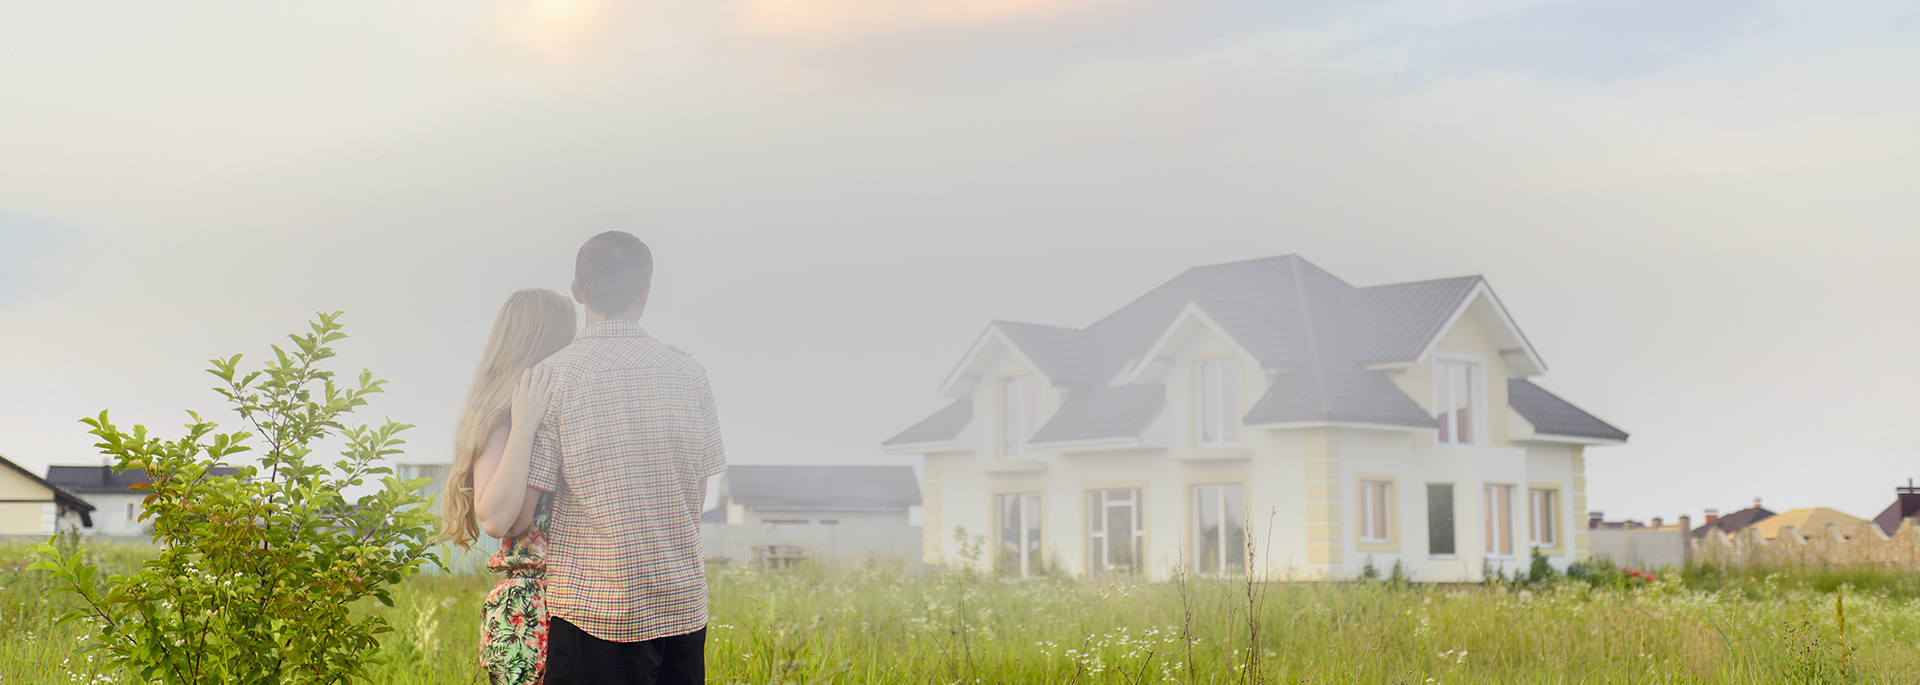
[575, 231, 653, 315]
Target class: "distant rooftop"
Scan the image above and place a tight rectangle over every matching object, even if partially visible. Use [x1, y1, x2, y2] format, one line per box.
[46, 465, 243, 494]
[723, 465, 921, 512]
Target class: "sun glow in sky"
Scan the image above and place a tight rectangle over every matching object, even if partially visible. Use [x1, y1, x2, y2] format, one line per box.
[497, 0, 621, 61]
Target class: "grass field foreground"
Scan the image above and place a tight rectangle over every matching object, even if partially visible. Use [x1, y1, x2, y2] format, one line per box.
[3, 541, 1917, 683]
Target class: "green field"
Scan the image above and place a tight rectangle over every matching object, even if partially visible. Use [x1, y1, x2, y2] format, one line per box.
[4, 541, 1917, 684]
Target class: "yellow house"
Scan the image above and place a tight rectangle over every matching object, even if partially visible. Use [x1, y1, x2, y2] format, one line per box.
[883, 255, 1629, 582]
[0, 454, 96, 537]
[1748, 507, 1869, 540]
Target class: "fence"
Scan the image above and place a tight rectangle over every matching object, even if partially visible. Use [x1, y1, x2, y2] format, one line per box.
[1693, 519, 1920, 568]
[1588, 526, 1690, 572]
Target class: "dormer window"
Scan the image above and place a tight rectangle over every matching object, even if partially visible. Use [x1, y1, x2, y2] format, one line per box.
[1197, 358, 1240, 446]
[1433, 360, 1479, 445]
[999, 376, 1035, 459]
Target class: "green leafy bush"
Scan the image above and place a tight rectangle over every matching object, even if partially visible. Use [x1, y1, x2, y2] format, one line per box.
[30, 312, 440, 684]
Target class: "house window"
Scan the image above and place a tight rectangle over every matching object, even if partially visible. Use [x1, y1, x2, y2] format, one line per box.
[1192, 483, 1246, 575]
[1087, 488, 1144, 574]
[1484, 485, 1514, 557]
[997, 493, 1043, 577]
[126, 502, 137, 521]
[1197, 359, 1240, 446]
[1359, 481, 1391, 544]
[1000, 376, 1035, 459]
[1427, 484, 1455, 556]
[1529, 489, 1558, 547]
[1433, 361, 1479, 445]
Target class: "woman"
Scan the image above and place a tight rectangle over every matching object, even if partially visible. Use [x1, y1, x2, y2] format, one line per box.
[436, 287, 575, 685]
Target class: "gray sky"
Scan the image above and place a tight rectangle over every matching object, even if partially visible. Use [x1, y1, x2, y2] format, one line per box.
[2, 0, 1916, 524]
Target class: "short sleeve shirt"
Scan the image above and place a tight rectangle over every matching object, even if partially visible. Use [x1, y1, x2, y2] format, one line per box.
[527, 320, 727, 642]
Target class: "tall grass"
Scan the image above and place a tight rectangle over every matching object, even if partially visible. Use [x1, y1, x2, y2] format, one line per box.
[5, 541, 1920, 684]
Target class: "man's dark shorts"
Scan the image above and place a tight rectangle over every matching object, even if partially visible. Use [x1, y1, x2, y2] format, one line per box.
[545, 617, 705, 685]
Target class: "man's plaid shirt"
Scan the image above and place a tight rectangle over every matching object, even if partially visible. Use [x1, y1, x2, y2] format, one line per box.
[528, 320, 727, 642]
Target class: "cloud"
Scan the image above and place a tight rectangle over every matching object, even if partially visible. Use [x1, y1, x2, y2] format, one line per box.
[1401, 0, 1778, 81]
[0, 211, 75, 304]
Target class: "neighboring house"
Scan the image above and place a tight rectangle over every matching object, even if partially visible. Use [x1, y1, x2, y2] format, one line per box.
[707, 465, 921, 526]
[882, 255, 1628, 582]
[1747, 507, 1869, 540]
[0, 455, 94, 537]
[1871, 481, 1920, 537]
[395, 462, 502, 572]
[1689, 501, 1777, 539]
[45, 465, 240, 537]
[700, 465, 924, 563]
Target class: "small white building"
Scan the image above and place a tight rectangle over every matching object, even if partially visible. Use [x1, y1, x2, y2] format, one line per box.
[701, 465, 924, 563]
[707, 465, 921, 526]
[0, 455, 94, 537]
[45, 464, 240, 538]
[883, 255, 1628, 582]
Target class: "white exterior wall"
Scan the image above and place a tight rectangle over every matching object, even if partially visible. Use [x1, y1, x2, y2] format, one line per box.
[79, 493, 148, 536]
[914, 291, 1599, 583]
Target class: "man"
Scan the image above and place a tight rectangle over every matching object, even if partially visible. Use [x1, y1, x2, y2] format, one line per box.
[528, 231, 726, 684]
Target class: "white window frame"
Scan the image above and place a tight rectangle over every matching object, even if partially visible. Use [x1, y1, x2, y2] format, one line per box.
[1432, 357, 1482, 446]
[996, 492, 1044, 578]
[999, 376, 1035, 459]
[1191, 483, 1246, 576]
[1087, 488, 1145, 574]
[1529, 488, 1558, 547]
[1359, 480, 1391, 544]
[1484, 484, 1514, 558]
[1196, 358, 1241, 447]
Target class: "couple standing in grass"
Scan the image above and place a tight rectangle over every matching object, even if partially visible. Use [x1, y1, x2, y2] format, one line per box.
[436, 231, 726, 685]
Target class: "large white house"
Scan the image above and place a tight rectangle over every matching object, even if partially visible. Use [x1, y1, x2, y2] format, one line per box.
[882, 255, 1627, 582]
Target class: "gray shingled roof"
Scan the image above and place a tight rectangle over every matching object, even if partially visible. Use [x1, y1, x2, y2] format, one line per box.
[46, 465, 243, 494]
[1243, 368, 1440, 428]
[1345, 277, 1484, 366]
[892, 255, 1620, 445]
[1507, 380, 1629, 442]
[1030, 385, 1168, 444]
[994, 321, 1106, 388]
[725, 465, 921, 512]
[883, 400, 973, 445]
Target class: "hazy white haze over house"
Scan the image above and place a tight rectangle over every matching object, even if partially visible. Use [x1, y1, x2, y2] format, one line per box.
[883, 255, 1629, 582]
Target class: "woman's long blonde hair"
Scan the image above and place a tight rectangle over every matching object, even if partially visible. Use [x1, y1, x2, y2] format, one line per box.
[436, 288, 577, 549]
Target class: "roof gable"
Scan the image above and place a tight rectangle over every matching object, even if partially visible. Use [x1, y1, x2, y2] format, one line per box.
[1030, 385, 1167, 444]
[994, 321, 1105, 388]
[882, 400, 973, 446]
[1507, 380, 1629, 443]
[1873, 485, 1920, 536]
[0, 454, 93, 513]
[1692, 506, 1776, 537]
[1345, 277, 1482, 366]
[890, 254, 1621, 447]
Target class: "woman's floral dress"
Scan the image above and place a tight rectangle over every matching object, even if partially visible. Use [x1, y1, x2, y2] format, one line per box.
[480, 492, 552, 685]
